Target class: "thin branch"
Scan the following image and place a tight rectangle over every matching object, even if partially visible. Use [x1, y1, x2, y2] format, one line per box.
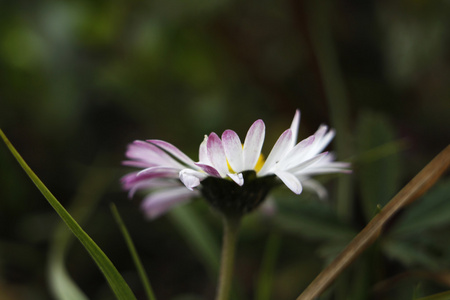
[297, 145, 450, 300]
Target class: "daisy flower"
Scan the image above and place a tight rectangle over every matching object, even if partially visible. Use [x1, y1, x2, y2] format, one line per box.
[121, 110, 350, 218]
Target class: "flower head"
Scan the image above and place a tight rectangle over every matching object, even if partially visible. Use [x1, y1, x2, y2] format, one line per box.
[122, 110, 350, 218]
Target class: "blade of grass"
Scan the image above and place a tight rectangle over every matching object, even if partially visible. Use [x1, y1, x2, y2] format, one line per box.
[297, 145, 450, 300]
[48, 163, 115, 300]
[48, 245, 89, 300]
[110, 203, 157, 300]
[0, 129, 137, 300]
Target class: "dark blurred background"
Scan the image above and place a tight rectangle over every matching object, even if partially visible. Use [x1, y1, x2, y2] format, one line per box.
[1, 0, 449, 299]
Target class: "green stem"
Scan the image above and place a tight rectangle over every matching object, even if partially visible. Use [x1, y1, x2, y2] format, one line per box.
[110, 204, 157, 300]
[215, 216, 241, 300]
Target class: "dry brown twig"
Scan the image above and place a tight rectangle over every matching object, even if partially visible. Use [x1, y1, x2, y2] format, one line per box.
[297, 145, 450, 300]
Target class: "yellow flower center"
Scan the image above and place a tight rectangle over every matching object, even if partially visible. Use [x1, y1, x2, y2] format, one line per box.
[254, 154, 265, 173]
[227, 153, 265, 173]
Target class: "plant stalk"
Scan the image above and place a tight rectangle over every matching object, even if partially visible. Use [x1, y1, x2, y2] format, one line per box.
[297, 145, 450, 300]
[215, 216, 241, 300]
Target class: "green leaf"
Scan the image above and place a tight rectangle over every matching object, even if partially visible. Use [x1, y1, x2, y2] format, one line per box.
[382, 239, 440, 270]
[356, 111, 401, 221]
[110, 204, 157, 300]
[274, 195, 356, 241]
[390, 180, 450, 236]
[0, 129, 137, 300]
[275, 213, 355, 241]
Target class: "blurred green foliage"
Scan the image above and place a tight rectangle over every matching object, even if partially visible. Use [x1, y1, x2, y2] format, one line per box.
[1, 0, 450, 299]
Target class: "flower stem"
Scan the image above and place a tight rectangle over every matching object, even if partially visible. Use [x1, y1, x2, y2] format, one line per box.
[215, 215, 241, 300]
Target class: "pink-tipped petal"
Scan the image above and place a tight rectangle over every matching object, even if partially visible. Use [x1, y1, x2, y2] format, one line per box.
[302, 178, 328, 200]
[288, 151, 329, 174]
[195, 163, 222, 177]
[121, 169, 182, 198]
[136, 166, 180, 178]
[222, 130, 244, 173]
[179, 169, 206, 190]
[228, 172, 244, 186]
[125, 140, 183, 169]
[313, 125, 328, 140]
[121, 172, 141, 191]
[279, 135, 316, 169]
[122, 160, 155, 168]
[198, 135, 210, 164]
[243, 119, 265, 170]
[141, 187, 197, 219]
[291, 135, 315, 155]
[307, 125, 329, 155]
[289, 109, 301, 147]
[330, 161, 352, 169]
[207, 132, 229, 176]
[298, 167, 352, 176]
[275, 171, 303, 194]
[314, 129, 335, 154]
[148, 139, 197, 168]
[258, 129, 292, 175]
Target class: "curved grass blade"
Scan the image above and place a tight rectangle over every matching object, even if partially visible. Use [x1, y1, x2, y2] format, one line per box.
[0, 129, 137, 300]
[48, 249, 89, 300]
[110, 203, 157, 300]
[48, 163, 115, 300]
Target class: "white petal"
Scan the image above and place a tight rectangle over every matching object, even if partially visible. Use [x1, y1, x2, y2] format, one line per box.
[207, 132, 229, 176]
[148, 139, 197, 168]
[313, 128, 335, 155]
[297, 167, 352, 176]
[278, 135, 315, 170]
[258, 129, 292, 175]
[228, 172, 244, 186]
[136, 166, 180, 178]
[313, 125, 328, 140]
[198, 135, 210, 164]
[122, 173, 178, 198]
[195, 163, 222, 177]
[288, 152, 329, 174]
[122, 160, 155, 168]
[141, 187, 197, 219]
[222, 130, 244, 173]
[306, 125, 334, 156]
[289, 109, 301, 147]
[243, 119, 265, 170]
[179, 169, 207, 190]
[126, 140, 184, 169]
[302, 178, 328, 200]
[275, 171, 303, 194]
